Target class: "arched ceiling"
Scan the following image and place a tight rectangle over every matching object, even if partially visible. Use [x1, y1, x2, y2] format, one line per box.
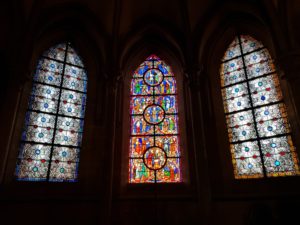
[2, 0, 300, 71]
[17, 0, 214, 36]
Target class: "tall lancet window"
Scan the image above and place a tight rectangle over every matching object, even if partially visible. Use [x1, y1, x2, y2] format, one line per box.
[16, 42, 87, 182]
[129, 55, 181, 183]
[220, 35, 300, 178]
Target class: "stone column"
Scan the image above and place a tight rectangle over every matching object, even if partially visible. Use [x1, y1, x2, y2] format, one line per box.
[277, 51, 300, 148]
[278, 51, 300, 132]
[186, 65, 212, 225]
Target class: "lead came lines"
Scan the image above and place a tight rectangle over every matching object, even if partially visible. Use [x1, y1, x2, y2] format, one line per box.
[129, 55, 181, 183]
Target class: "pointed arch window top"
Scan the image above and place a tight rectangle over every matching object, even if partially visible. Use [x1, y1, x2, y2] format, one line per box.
[220, 35, 300, 179]
[16, 42, 87, 182]
[133, 54, 174, 79]
[44, 43, 85, 68]
[222, 35, 264, 62]
[129, 55, 181, 183]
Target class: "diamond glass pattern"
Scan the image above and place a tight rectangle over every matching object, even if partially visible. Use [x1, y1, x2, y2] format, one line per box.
[220, 35, 299, 178]
[16, 42, 87, 182]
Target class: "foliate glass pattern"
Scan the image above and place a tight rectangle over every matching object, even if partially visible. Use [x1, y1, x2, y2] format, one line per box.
[16, 42, 87, 182]
[220, 35, 299, 178]
[129, 55, 181, 183]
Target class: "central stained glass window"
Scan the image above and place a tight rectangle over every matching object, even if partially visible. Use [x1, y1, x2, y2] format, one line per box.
[129, 55, 181, 183]
[220, 35, 300, 178]
[15, 42, 87, 182]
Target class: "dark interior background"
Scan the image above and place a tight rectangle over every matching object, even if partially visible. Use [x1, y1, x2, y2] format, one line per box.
[0, 0, 300, 224]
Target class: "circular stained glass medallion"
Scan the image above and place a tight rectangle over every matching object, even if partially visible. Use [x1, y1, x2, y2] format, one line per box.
[143, 146, 167, 170]
[144, 69, 164, 86]
[143, 104, 165, 125]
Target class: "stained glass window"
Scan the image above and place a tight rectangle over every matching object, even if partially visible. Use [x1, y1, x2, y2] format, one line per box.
[220, 35, 300, 178]
[129, 55, 181, 183]
[15, 42, 87, 182]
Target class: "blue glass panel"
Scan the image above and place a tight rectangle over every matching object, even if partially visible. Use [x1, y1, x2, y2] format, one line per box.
[156, 158, 180, 183]
[49, 161, 79, 182]
[154, 77, 176, 95]
[227, 122, 257, 142]
[18, 143, 51, 161]
[54, 118, 83, 146]
[52, 146, 80, 163]
[249, 75, 282, 106]
[221, 58, 244, 77]
[222, 37, 241, 61]
[133, 61, 152, 78]
[16, 159, 49, 181]
[66, 46, 84, 67]
[234, 155, 263, 178]
[154, 61, 174, 76]
[231, 141, 260, 160]
[261, 136, 299, 176]
[129, 159, 155, 183]
[156, 136, 180, 157]
[34, 58, 63, 86]
[130, 96, 153, 114]
[155, 95, 177, 113]
[240, 35, 263, 54]
[63, 65, 87, 92]
[255, 104, 290, 137]
[220, 63, 246, 86]
[155, 115, 178, 135]
[131, 115, 154, 135]
[131, 78, 152, 95]
[43, 43, 66, 61]
[59, 90, 86, 118]
[22, 125, 54, 144]
[130, 136, 154, 157]
[222, 83, 251, 113]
